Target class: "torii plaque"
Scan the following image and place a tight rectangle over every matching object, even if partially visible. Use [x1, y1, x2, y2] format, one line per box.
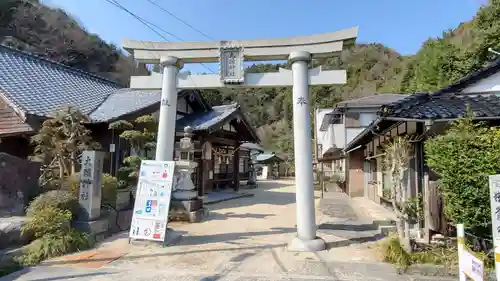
[122, 27, 358, 252]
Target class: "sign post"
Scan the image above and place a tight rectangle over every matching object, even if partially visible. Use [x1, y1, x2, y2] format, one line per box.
[457, 224, 484, 281]
[489, 175, 500, 280]
[78, 151, 104, 221]
[129, 160, 175, 246]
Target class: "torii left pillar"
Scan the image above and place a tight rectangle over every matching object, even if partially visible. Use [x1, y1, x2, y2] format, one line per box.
[156, 56, 183, 161]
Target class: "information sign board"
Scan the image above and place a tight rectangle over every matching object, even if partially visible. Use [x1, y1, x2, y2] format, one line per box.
[129, 160, 175, 242]
[460, 248, 484, 281]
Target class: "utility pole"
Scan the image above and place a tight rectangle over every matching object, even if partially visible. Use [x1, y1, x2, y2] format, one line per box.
[313, 107, 324, 198]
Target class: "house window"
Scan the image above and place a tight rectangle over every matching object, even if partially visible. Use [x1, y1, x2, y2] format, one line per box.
[344, 112, 360, 128]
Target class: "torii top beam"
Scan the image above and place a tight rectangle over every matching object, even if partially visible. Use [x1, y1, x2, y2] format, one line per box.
[122, 27, 358, 64]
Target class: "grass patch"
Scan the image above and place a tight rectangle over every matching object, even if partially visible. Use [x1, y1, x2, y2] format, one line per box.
[378, 235, 494, 272]
[15, 230, 93, 266]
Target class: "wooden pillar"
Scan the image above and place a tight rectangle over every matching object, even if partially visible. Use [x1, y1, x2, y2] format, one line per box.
[233, 149, 240, 191]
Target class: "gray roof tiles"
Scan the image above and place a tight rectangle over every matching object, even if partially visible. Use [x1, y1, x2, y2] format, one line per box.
[336, 93, 409, 108]
[0, 45, 255, 138]
[90, 89, 161, 122]
[379, 92, 500, 119]
[0, 45, 122, 117]
[176, 103, 240, 131]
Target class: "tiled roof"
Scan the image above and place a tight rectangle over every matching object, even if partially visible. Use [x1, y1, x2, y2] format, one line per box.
[240, 142, 264, 152]
[319, 109, 341, 131]
[254, 153, 283, 163]
[89, 89, 210, 122]
[176, 103, 240, 131]
[336, 94, 409, 108]
[90, 89, 161, 122]
[0, 45, 122, 117]
[0, 96, 32, 136]
[379, 92, 500, 119]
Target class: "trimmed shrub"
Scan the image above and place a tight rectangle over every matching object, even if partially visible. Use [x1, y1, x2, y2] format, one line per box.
[26, 190, 79, 217]
[22, 207, 72, 239]
[102, 173, 118, 207]
[16, 230, 93, 266]
[425, 114, 500, 236]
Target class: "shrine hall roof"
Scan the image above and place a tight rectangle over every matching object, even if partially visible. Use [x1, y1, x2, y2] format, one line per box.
[176, 103, 239, 132]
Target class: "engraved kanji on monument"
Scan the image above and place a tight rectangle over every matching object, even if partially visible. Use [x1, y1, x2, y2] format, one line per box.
[78, 151, 104, 221]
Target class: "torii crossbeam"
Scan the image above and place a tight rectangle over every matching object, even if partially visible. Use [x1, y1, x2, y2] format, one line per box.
[122, 26, 358, 252]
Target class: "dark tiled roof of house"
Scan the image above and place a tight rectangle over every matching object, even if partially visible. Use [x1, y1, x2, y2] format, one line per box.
[176, 103, 240, 131]
[378, 92, 500, 119]
[319, 109, 341, 131]
[0, 95, 32, 136]
[0, 45, 122, 117]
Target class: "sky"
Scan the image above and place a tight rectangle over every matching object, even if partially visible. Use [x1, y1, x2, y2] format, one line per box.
[41, 0, 486, 74]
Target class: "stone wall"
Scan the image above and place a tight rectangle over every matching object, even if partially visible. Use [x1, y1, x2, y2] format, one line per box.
[0, 153, 40, 216]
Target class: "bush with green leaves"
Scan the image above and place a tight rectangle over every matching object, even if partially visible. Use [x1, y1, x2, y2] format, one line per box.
[16, 229, 92, 266]
[101, 173, 118, 207]
[26, 190, 79, 217]
[19, 203, 93, 266]
[23, 206, 72, 239]
[425, 114, 500, 237]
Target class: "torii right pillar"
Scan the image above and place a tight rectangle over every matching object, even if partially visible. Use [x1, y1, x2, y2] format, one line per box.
[287, 51, 326, 252]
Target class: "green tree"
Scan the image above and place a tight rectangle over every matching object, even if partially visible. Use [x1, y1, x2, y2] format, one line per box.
[109, 115, 157, 190]
[425, 113, 500, 237]
[31, 107, 100, 189]
[409, 38, 461, 92]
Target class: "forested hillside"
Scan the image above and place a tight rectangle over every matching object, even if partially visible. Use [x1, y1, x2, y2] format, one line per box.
[1, 0, 500, 154]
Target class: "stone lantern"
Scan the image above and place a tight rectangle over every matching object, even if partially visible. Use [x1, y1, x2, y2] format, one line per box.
[170, 126, 204, 222]
[247, 161, 257, 187]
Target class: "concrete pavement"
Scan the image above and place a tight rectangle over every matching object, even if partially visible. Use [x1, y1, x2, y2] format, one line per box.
[1, 180, 456, 281]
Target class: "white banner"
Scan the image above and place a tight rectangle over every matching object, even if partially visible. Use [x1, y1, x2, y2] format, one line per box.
[129, 160, 175, 242]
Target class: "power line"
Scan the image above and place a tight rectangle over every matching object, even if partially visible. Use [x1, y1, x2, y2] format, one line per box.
[106, 0, 183, 42]
[145, 0, 215, 41]
[104, 0, 215, 74]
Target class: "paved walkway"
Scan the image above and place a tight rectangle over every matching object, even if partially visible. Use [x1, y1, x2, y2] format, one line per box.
[3, 180, 454, 281]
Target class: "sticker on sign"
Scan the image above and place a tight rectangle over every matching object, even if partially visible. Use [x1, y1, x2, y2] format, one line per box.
[460, 248, 484, 281]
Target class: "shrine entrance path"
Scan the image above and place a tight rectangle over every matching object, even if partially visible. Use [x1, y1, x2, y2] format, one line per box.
[5, 179, 454, 281]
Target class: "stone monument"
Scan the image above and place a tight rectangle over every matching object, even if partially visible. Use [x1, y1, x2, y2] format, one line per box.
[78, 150, 104, 221]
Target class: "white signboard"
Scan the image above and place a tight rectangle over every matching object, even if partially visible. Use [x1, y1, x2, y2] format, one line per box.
[489, 175, 500, 281]
[460, 248, 484, 281]
[79, 151, 104, 221]
[129, 160, 175, 242]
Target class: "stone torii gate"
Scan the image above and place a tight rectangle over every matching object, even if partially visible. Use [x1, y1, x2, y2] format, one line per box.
[122, 27, 358, 252]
